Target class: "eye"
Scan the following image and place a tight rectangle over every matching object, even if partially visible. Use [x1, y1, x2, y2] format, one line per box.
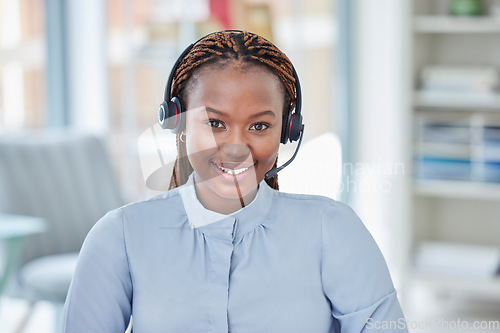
[206, 119, 225, 129]
[250, 122, 270, 131]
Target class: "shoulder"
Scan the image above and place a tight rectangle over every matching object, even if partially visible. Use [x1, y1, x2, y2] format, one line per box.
[271, 188, 354, 220]
[266, 188, 362, 235]
[91, 187, 186, 233]
[272, 188, 335, 205]
[121, 186, 183, 211]
[270, 188, 367, 238]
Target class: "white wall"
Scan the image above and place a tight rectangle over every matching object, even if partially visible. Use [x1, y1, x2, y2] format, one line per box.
[350, 0, 413, 301]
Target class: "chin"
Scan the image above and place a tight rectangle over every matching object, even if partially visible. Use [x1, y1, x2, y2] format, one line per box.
[206, 176, 260, 200]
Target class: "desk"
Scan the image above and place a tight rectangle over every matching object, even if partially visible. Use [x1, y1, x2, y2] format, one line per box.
[0, 214, 46, 295]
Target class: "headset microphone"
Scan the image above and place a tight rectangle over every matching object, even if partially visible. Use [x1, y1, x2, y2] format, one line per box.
[265, 124, 304, 180]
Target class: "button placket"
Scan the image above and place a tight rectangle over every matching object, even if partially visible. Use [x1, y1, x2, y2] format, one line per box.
[201, 217, 237, 332]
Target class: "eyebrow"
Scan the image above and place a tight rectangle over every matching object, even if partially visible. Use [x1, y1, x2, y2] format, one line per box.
[203, 107, 276, 119]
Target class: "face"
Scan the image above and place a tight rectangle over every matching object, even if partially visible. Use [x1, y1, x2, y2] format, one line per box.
[183, 62, 284, 208]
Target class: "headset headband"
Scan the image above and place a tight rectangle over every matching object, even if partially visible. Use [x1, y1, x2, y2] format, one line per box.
[163, 30, 302, 118]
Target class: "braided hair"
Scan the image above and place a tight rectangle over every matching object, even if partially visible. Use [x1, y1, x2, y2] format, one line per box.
[168, 31, 297, 191]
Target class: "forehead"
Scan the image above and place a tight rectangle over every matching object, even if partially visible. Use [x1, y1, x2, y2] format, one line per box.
[184, 62, 285, 111]
[189, 60, 283, 88]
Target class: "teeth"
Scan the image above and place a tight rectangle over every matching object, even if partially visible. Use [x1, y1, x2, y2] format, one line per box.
[215, 164, 251, 175]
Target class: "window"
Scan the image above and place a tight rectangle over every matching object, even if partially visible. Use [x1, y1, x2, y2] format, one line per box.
[0, 0, 46, 130]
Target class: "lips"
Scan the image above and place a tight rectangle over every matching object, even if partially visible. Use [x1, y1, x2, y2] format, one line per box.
[211, 161, 256, 180]
[216, 164, 251, 175]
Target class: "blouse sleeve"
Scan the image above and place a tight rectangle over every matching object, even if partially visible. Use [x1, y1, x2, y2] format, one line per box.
[62, 208, 133, 332]
[320, 202, 408, 332]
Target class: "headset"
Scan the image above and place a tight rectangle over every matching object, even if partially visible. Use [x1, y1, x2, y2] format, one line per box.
[158, 30, 305, 179]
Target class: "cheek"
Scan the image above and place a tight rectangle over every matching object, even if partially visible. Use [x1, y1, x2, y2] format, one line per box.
[185, 114, 217, 153]
[252, 135, 280, 166]
[185, 123, 219, 170]
[186, 131, 216, 155]
[251, 121, 282, 165]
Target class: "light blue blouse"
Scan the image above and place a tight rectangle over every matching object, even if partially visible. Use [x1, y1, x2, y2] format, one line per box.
[62, 172, 408, 332]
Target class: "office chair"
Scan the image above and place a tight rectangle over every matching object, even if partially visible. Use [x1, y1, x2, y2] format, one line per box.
[0, 131, 125, 332]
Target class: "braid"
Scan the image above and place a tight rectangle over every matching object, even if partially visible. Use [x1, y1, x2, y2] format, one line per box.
[168, 31, 296, 191]
[168, 131, 194, 190]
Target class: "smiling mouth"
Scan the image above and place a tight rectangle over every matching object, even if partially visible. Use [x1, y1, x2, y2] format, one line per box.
[212, 162, 256, 175]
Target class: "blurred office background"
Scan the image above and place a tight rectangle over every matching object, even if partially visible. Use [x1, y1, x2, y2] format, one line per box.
[1, 0, 500, 332]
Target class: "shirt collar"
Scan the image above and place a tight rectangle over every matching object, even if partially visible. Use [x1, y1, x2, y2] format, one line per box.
[179, 172, 229, 229]
[178, 172, 275, 242]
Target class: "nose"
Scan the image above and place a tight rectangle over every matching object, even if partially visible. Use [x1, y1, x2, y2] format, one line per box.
[219, 129, 251, 160]
[220, 143, 250, 159]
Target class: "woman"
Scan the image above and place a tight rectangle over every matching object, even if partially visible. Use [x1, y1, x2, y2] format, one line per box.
[63, 30, 408, 332]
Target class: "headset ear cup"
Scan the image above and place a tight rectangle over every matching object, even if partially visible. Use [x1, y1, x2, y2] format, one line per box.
[158, 101, 170, 129]
[170, 97, 183, 134]
[281, 111, 292, 144]
[158, 97, 183, 132]
[289, 113, 303, 142]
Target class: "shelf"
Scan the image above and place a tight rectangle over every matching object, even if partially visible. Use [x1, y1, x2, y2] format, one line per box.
[414, 104, 500, 112]
[414, 15, 500, 33]
[414, 179, 500, 200]
[414, 92, 500, 112]
[411, 269, 500, 300]
[409, 1, 500, 306]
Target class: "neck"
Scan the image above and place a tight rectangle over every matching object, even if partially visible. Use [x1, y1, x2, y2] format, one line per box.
[193, 178, 258, 215]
